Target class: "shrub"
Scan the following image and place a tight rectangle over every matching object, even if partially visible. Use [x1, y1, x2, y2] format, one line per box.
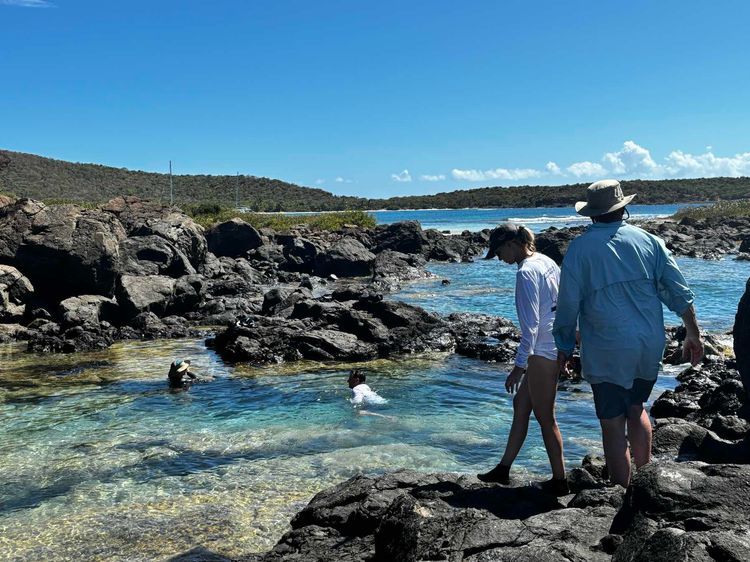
[673, 199, 750, 221]
[186, 206, 377, 231]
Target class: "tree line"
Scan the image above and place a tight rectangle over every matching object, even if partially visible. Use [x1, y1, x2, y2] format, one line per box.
[2, 149, 749, 211]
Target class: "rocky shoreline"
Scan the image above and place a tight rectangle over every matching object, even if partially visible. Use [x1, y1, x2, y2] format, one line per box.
[1, 196, 747, 362]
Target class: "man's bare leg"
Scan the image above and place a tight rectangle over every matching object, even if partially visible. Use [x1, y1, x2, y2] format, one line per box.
[600, 415, 630, 486]
[627, 404, 652, 468]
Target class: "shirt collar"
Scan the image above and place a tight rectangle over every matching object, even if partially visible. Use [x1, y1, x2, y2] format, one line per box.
[590, 220, 625, 229]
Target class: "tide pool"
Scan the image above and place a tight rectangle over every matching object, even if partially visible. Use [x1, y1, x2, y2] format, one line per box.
[0, 339, 683, 560]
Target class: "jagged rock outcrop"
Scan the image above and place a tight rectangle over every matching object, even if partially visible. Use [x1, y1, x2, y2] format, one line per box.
[640, 216, 750, 260]
[0, 264, 33, 321]
[535, 226, 586, 265]
[59, 295, 119, 328]
[0, 200, 126, 300]
[612, 461, 750, 561]
[314, 238, 375, 277]
[205, 218, 264, 258]
[249, 468, 623, 562]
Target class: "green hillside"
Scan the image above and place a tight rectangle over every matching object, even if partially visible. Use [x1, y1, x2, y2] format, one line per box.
[2, 149, 750, 211]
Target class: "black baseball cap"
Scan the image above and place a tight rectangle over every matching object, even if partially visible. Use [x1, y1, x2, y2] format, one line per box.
[483, 223, 519, 259]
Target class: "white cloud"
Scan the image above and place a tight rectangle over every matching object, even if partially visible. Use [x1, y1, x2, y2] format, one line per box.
[314, 179, 325, 185]
[602, 140, 658, 175]
[391, 169, 412, 182]
[663, 149, 750, 178]
[566, 161, 607, 177]
[451, 167, 541, 182]
[419, 174, 446, 181]
[334, 176, 353, 183]
[1, 0, 54, 6]
[441, 141, 750, 186]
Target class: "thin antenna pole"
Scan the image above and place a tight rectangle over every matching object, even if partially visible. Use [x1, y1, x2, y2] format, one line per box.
[236, 172, 240, 209]
[169, 160, 174, 206]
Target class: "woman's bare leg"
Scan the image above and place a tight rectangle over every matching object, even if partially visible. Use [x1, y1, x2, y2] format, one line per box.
[499, 376, 532, 467]
[526, 355, 566, 480]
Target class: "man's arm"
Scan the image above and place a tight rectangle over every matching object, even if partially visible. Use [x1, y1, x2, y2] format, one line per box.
[553, 265, 582, 364]
[681, 305, 703, 366]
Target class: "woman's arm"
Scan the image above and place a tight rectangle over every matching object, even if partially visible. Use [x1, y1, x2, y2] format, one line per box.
[515, 270, 541, 370]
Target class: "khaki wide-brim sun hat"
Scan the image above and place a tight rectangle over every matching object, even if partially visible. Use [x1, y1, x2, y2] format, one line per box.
[173, 359, 191, 373]
[575, 179, 636, 217]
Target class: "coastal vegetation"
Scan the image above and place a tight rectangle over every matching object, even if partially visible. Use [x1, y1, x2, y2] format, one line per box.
[3, 149, 750, 211]
[673, 199, 750, 221]
[184, 203, 377, 230]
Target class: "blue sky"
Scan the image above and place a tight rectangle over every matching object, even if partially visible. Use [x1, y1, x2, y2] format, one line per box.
[1, 0, 749, 197]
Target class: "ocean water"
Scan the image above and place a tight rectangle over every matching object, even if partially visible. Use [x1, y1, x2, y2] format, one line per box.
[1, 205, 747, 560]
[370, 203, 700, 233]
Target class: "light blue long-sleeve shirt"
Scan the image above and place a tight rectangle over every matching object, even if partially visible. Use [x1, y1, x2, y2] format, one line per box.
[552, 221, 695, 388]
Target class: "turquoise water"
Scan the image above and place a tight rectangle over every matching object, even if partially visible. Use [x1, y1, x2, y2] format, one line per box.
[397, 256, 749, 332]
[371, 203, 701, 233]
[0, 205, 746, 560]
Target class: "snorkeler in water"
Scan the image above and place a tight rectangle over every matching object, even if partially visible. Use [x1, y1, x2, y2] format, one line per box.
[167, 359, 214, 389]
[348, 369, 387, 405]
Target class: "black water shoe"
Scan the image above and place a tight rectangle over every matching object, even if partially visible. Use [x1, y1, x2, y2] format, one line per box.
[477, 463, 511, 484]
[539, 477, 570, 496]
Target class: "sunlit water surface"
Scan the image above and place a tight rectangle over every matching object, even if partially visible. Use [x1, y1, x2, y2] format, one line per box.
[1, 206, 747, 561]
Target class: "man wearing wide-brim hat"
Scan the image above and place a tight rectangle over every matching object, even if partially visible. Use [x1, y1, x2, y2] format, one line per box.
[552, 179, 703, 487]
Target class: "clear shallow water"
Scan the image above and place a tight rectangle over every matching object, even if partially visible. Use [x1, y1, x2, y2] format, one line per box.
[397, 256, 750, 333]
[1, 204, 746, 560]
[1, 342, 624, 560]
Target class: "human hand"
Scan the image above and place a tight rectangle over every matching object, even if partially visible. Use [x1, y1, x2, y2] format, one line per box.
[557, 351, 569, 374]
[505, 366, 525, 394]
[682, 333, 704, 366]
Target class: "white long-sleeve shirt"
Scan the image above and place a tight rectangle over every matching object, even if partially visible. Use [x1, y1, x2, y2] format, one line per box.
[514, 253, 560, 369]
[350, 383, 387, 405]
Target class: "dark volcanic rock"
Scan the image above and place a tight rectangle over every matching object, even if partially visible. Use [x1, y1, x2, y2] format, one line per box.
[26, 321, 116, 353]
[254, 470, 615, 562]
[371, 250, 427, 291]
[59, 295, 119, 328]
[101, 196, 207, 269]
[535, 226, 586, 265]
[278, 235, 323, 273]
[612, 461, 750, 561]
[119, 235, 196, 277]
[640, 217, 750, 260]
[116, 274, 176, 318]
[448, 312, 520, 363]
[212, 287, 458, 365]
[373, 221, 429, 255]
[314, 238, 375, 278]
[1, 201, 126, 300]
[0, 264, 33, 322]
[205, 218, 263, 258]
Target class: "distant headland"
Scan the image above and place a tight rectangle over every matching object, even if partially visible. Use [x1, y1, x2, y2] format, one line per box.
[1, 149, 749, 212]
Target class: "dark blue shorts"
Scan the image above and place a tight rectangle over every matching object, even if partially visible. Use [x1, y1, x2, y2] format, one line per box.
[591, 378, 656, 420]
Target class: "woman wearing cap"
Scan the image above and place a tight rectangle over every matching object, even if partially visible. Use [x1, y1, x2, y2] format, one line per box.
[478, 223, 567, 494]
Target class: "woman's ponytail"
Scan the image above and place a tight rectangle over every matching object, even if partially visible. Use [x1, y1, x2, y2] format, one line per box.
[516, 225, 536, 252]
